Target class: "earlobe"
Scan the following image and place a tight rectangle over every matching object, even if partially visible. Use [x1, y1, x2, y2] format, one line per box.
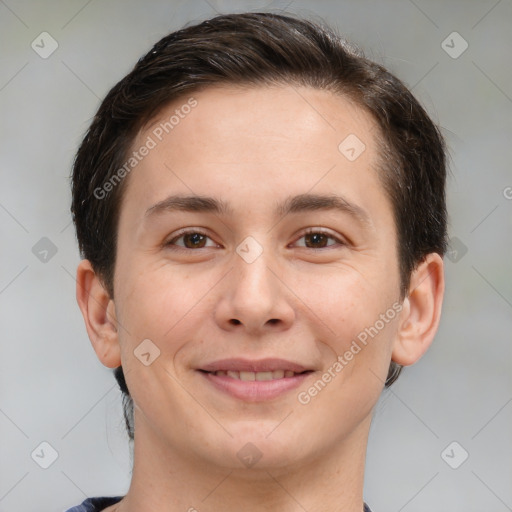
[75, 259, 121, 368]
[392, 253, 445, 366]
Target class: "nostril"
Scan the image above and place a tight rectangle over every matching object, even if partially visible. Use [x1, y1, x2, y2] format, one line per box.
[230, 319, 241, 325]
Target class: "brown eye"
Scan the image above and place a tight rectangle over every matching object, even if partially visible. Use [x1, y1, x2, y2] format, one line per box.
[182, 232, 207, 248]
[294, 230, 342, 249]
[304, 232, 329, 248]
[167, 230, 217, 249]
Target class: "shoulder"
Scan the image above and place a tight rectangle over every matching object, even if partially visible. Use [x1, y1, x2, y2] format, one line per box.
[63, 496, 123, 512]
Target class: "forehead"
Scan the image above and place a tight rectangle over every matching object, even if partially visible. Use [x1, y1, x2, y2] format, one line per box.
[121, 84, 387, 221]
[142, 84, 378, 154]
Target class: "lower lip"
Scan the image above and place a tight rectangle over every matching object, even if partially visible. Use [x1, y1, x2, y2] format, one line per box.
[199, 371, 312, 402]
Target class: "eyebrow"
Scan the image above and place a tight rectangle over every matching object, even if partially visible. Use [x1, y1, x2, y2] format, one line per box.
[145, 195, 233, 217]
[144, 193, 371, 226]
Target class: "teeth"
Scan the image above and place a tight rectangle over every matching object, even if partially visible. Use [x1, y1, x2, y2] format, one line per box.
[213, 370, 297, 380]
[255, 371, 273, 381]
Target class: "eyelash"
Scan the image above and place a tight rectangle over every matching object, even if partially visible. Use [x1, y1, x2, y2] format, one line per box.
[165, 228, 346, 251]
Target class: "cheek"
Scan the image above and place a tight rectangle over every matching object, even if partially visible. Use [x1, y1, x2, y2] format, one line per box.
[302, 261, 394, 331]
[114, 262, 220, 368]
[113, 270, 202, 416]
[297, 261, 399, 383]
[117, 257, 186, 332]
[295, 273, 399, 425]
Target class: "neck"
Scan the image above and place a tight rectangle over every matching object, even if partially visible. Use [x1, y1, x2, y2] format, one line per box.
[115, 414, 371, 512]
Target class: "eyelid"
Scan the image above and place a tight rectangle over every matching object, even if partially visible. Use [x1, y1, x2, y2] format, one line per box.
[165, 228, 220, 249]
[164, 227, 347, 250]
[291, 227, 347, 248]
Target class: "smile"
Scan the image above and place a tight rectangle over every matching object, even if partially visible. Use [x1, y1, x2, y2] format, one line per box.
[208, 370, 298, 380]
[197, 358, 314, 401]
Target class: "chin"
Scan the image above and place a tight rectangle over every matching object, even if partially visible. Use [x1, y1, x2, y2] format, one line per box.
[205, 424, 309, 471]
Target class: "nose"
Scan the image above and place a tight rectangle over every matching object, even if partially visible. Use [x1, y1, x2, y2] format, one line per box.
[214, 245, 296, 335]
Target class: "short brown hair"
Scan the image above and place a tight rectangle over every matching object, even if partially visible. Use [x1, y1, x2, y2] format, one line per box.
[71, 12, 448, 441]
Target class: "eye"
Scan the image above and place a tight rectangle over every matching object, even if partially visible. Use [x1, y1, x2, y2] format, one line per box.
[166, 230, 218, 249]
[293, 229, 345, 249]
[165, 229, 344, 251]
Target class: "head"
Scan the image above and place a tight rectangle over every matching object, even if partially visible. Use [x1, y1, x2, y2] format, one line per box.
[72, 11, 446, 460]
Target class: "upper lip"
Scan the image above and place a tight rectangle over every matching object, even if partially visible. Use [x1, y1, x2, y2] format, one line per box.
[199, 358, 312, 373]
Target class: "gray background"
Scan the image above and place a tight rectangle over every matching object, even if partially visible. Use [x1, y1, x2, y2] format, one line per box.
[1, 1, 511, 511]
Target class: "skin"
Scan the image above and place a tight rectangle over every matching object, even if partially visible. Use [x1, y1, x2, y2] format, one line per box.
[76, 85, 444, 512]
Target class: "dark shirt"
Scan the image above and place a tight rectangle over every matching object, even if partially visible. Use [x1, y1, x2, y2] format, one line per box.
[64, 496, 373, 511]
[64, 496, 122, 511]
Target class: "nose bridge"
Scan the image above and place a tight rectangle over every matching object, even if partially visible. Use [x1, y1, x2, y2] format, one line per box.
[232, 239, 277, 309]
[214, 235, 295, 331]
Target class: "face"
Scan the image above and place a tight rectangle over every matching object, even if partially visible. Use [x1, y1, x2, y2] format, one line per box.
[112, 85, 403, 469]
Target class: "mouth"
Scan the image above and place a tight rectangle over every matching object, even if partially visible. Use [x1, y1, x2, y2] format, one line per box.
[197, 358, 315, 402]
[202, 369, 304, 380]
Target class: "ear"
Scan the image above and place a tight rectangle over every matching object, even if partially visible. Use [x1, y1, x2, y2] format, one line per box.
[392, 252, 445, 366]
[75, 259, 121, 368]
